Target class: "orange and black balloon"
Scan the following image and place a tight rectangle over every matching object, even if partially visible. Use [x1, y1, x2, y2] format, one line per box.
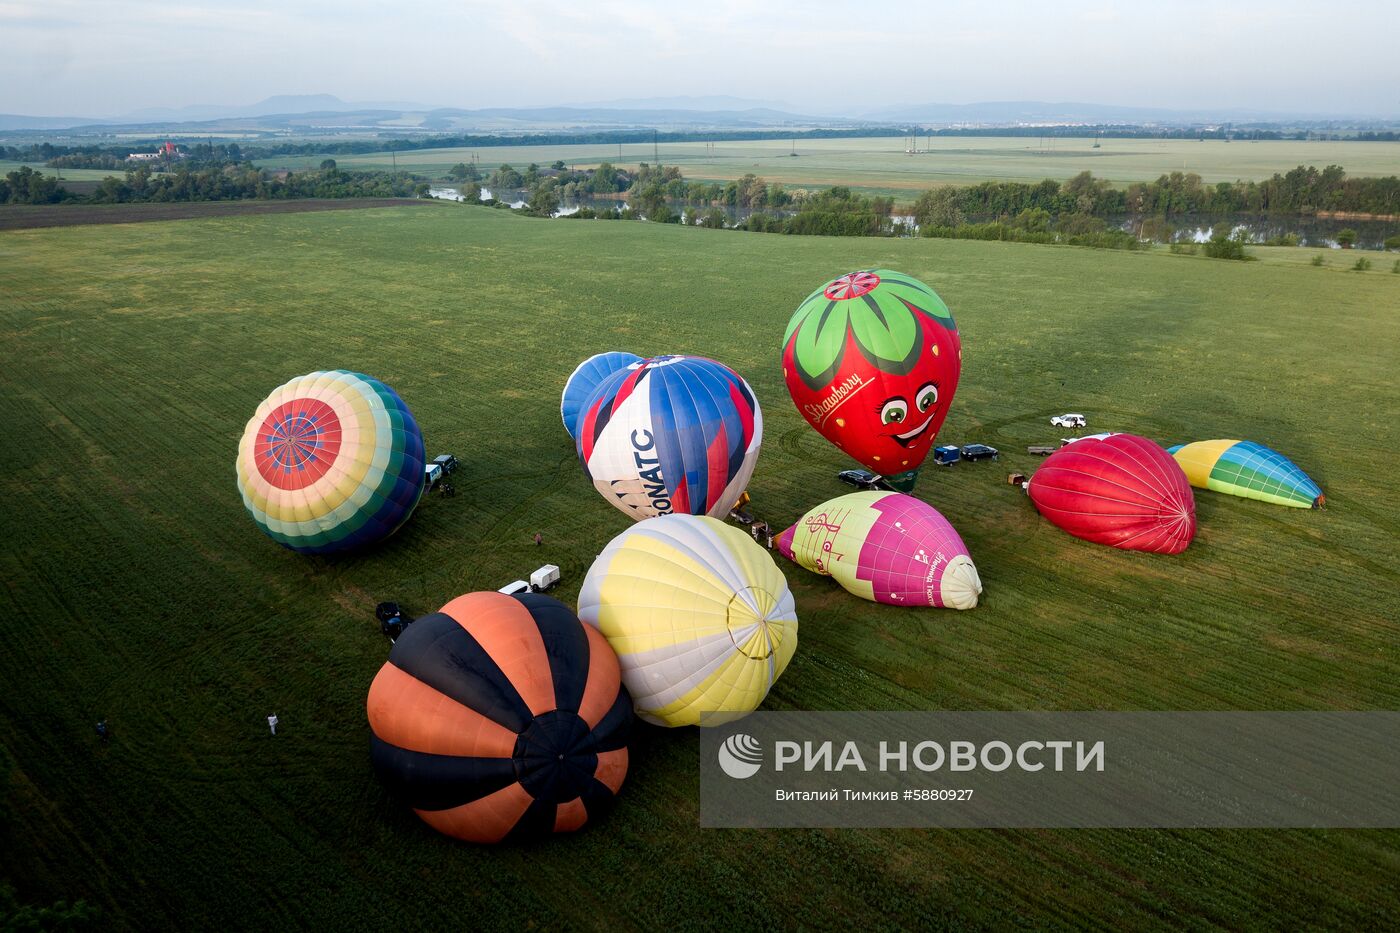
[367, 591, 631, 843]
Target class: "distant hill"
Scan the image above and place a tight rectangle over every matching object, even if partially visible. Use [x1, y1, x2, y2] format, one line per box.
[859, 100, 1389, 124]
[0, 113, 104, 130]
[111, 94, 434, 124]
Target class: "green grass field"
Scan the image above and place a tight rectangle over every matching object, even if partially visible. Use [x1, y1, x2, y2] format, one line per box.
[256, 136, 1400, 198]
[0, 160, 123, 182]
[2, 204, 1398, 929]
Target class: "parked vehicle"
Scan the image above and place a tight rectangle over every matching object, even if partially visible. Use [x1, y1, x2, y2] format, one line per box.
[960, 444, 999, 462]
[1050, 413, 1087, 428]
[497, 580, 530, 595]
[933, 445, 961, 466]
[433, 454, 459, 474]
[530, 564, 560, 592]
[1027, 445, 1058, 455]
[837, 469, 887, 489]
[424, 463, 444, 490]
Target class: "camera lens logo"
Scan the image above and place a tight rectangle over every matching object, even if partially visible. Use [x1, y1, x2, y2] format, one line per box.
[718, 733, 763, 779]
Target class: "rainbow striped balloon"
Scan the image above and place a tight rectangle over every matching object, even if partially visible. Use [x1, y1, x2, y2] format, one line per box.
[236, 370, 426, 553]
[1167, 439, 1323, 509]
[777, 491, 982, 609]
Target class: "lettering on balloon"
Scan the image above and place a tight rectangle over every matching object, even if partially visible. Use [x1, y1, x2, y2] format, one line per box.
[804, 373, 869, 426]
[631, 429, 672, 514]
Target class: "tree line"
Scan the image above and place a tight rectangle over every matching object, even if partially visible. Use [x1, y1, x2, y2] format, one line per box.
[1, 161, 427, 205]
[912, 166, 1400, 220]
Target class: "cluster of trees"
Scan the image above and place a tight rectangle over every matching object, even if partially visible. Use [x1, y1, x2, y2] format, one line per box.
[1, 166, 71, 204]
[2, 162, 428, 205]
[85, 162, 427, 203]
[909, 166, 1400, 223]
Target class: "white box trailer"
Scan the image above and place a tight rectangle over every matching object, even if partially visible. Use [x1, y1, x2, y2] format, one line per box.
[530, 564, 560, 592]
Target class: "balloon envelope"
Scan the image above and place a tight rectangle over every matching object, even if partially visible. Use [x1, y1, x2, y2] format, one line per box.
[576, 355, 762, 521]
[578, 514, 797, 727]
[782, 269, 961, 491]
[776, 491, 981, 609]
[367, 591, 631, 844]
[236, 370, 425, 553]
[1167, 439, 1323, 509]
[1028, 434, 1196, 553]
[561, 351, 642, 440]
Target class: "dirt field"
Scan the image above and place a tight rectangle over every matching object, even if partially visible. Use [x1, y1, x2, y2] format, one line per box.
[0, 198, 440, 230]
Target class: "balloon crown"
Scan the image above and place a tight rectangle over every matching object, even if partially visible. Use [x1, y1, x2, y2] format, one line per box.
[784, 269, 954, 391]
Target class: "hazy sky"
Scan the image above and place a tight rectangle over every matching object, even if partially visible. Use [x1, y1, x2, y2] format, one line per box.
[4, 0, 1399, 117]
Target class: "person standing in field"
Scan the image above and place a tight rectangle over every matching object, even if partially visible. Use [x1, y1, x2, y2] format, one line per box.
[534, 532, 543, 547]
[267, 714, 278, 736]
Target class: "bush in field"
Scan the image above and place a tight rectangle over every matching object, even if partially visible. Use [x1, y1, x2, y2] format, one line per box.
[1352, 257, 1372, 271]
[1204, 231, 1252, 260]
[1311, 254, 1325, 266]
[1336, 228, 1357, 248]
[1170, 242, 1199, 255]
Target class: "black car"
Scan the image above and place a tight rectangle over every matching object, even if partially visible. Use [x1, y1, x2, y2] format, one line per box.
[837, 469, 886, 489]
[960, 444, 1000, 462]
[432, 454, 459, 474]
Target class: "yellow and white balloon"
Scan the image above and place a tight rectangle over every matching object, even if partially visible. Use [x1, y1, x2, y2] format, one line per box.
[578, 514, 798, 727]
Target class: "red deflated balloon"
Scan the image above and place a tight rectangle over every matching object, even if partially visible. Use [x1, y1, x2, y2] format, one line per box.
[1027, 434, 1196, 554]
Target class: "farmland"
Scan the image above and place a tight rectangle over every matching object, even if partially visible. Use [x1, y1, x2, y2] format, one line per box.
[1, 204, 1399, 929]
[254, 135, 1400, 198]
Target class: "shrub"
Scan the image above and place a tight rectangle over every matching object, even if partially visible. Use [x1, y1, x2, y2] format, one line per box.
[1392, 259, 1400, 273]
[1352, 257, 1372, 271]
[1204, 235, 1251, 260]
[1265, 233, 1300, 246]
[1311, 254, 1325, 266]
[1336, 228, 1357, 248]
[1169, 242, 1199, 255]
[1385, 234, 1400, 251]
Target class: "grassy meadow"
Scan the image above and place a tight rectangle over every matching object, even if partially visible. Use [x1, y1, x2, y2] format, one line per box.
[256, 135, 1400, 198]
[1, 204, 1399, 929]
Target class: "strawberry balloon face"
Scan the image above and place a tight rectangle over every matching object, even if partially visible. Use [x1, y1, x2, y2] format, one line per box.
[782, 269, 962, 490]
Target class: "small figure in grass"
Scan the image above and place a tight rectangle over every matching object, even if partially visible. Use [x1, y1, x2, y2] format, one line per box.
[95, 720, 110, 742]
[267, 713, 279, 736]
[534, 532, 543, 547]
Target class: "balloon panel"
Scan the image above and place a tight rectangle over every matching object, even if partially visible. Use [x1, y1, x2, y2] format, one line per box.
[561, 351, 642, 440]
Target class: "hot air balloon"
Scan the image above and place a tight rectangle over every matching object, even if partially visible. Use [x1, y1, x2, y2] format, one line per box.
[367, 591, 631, 844]
[561, 351, 642, 440]
[776, 491, 982, 609]
[577, 514, 797, 727]
[236, 370, 425, 553]
[782, 269, 962, 491]
[576, 355, 762, 522]
[1167, 440, 1324, 509]
[1027, 433, 1196, 554]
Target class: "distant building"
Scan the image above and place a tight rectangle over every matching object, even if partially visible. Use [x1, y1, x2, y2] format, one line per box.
[127, 142, 183, 163]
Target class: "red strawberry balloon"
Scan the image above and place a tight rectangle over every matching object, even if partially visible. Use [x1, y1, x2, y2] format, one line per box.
[782, 269, 962, 491]
[1027, 434, 1196, 554]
